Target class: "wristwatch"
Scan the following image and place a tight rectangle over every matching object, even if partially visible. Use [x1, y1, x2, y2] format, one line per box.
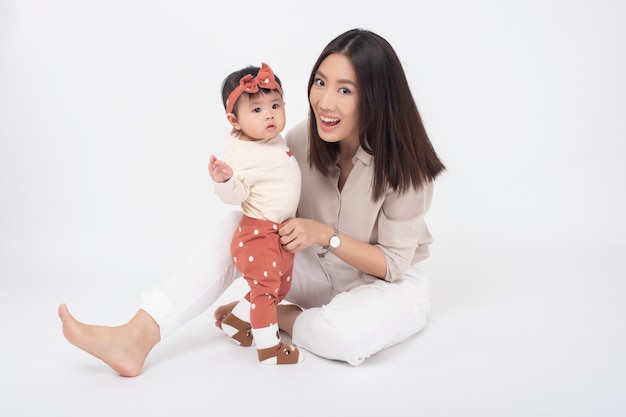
[324, 226, 341, 251]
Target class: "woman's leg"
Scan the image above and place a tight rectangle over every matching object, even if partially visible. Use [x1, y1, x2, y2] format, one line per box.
[59, 208, 243, 376]
[291, 262, 431, 366]
[140, 209, 242, 338]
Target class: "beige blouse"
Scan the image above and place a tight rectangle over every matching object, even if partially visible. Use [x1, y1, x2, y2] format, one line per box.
[285, 119, 434, 283]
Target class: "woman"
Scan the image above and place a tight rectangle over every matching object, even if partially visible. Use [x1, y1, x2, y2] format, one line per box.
[58, 28, 445, 376]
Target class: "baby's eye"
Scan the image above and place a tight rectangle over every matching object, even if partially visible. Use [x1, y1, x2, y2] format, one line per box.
[272, 103, 280, 109]
[253, 107, 262, 113]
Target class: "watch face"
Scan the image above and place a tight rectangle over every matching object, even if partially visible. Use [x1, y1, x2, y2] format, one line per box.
[330, 235, 341, 249]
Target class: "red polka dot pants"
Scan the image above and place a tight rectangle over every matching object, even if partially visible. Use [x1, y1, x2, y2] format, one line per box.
[230, 215, 294, 329]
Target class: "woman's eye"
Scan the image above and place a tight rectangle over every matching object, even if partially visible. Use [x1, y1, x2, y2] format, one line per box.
[314, 78, 325, 87]
[339, 87, 350, 95]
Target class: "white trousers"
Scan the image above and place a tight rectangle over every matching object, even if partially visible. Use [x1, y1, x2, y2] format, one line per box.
[141, 208, 431, 366]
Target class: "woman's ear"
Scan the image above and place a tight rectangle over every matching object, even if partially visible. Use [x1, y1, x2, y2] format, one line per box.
[226, 113, 241, 131]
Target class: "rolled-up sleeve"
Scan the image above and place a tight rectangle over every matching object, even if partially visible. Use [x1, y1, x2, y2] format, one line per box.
[375, 182, 434, 282]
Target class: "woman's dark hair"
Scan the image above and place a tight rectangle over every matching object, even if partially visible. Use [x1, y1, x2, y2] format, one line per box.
[307, 28, 445, 201]
[221, 65, 283, 115]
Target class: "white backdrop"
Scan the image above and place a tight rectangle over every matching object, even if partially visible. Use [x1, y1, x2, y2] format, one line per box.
[1, 1, 625, 416]
[2, 0, 625, 278]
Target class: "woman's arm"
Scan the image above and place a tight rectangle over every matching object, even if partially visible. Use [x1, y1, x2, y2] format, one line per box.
[278, 218, 387, 279]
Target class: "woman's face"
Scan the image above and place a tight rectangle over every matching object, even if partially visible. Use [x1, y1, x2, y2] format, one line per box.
[309, 53, 359, 146]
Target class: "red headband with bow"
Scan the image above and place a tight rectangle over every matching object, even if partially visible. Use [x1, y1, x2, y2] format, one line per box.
[225, 62, 283, 113]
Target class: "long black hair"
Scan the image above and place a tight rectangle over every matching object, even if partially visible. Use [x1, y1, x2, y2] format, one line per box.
[307, 29, 445, 201]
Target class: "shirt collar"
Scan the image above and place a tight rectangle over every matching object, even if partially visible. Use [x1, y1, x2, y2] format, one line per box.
[353, 145, 373, 166]
[330, 145, 373, 176]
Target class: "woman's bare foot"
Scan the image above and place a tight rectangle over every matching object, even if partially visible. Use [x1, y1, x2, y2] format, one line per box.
[277, 304, 303, 336]
[58, 303, 160, 377]
[214, 301, 238, 329]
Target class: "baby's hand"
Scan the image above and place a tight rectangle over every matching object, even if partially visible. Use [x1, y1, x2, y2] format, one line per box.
[209, 155, 233, 183]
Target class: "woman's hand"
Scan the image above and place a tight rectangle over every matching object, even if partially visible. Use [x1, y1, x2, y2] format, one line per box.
[281, 217, 387, 278]
[278, 218, 325, 253]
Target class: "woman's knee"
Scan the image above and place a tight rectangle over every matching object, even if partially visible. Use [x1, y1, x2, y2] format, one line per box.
[293, 295, 429, 365]
[292, 304, 371, 363]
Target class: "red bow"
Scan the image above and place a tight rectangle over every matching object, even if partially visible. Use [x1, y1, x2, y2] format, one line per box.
[226, 62, 283, 113]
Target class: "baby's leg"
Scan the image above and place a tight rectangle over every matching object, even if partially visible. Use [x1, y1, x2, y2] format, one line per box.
[220, 298, 253, 347]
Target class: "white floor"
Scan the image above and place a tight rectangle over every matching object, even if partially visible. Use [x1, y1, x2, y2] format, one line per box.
[1, 230, 624, 417]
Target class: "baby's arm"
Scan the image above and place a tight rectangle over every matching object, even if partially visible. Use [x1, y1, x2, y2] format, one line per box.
[209, 155, 233, 183]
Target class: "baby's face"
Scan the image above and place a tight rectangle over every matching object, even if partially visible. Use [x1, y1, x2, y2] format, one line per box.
[231, 91, 286, 142]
